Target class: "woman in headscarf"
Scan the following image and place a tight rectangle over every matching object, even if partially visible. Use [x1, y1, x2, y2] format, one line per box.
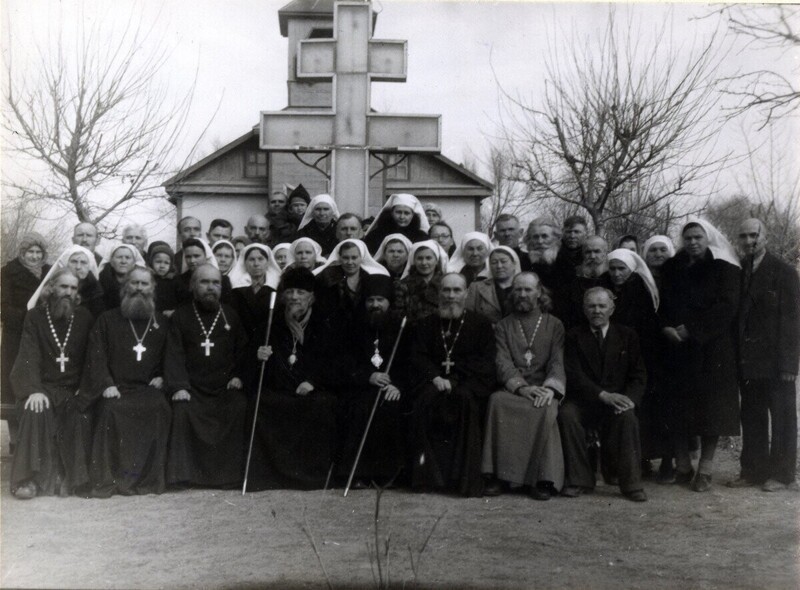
[212, 240, 237, 276]
[27, 245, 105, 319]
[1, 232, 50, 437]
[272, 243, 292, 271]
[658, 218, 740, 492]
[374, 233, 413, 280]
[641, 235, 676, 290]
[312, 238, 388, 322]
[363, 193, 430, 254]
[448, 231, 493, 286]
[229, 243, 283, 393]
[296, 194, 340, 257]
[146, 241, 180, 315]
[287, 237, 326, 271]
[423, 202, 443, 226]
[397, 239, 448, 322]
[465, 246, 521, 325]
[98, 243, 146, 310]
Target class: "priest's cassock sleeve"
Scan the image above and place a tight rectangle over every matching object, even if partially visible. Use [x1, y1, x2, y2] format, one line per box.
[164, 315, 192, 394]
[76, 315, 115, 411]
[10, 314, 45, 399]
[451, 313, 496, 394]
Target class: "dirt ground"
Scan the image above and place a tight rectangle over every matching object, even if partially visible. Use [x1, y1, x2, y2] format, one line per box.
[1, 424, 798, 590]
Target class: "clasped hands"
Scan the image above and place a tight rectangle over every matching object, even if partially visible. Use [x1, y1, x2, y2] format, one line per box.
[103, 377, 164, 400]
[370, 372, 401, 401]
[515, 385, 554, 407]
[662, 324, 690, 344]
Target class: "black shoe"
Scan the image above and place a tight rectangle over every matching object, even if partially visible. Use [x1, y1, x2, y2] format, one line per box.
[657, 460, 676, 484]
[560, 485, 591, 498]
[530, 482, 553, 501]
[726, 477, 757, 489]
[624, 489, 648, 502]
[12, 481, 37, 500]
[691, 473, 712, 492]
[675, 468, 695, 485]
[483, 478, 505, 497]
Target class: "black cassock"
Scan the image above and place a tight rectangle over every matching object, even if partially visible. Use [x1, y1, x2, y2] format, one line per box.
[230, 284, 277, 393]
[9, 307, 94, 495]
[245, 309, 339, 491]
[337, 312, 411, 485]
[408, 310, 496, 497]
[80, 308, 171, 497]
[165, 302, 247, 487]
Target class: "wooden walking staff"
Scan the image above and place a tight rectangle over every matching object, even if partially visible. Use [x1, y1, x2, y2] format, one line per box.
[242, 291, 278, 495]
[344, 316, 408, 497]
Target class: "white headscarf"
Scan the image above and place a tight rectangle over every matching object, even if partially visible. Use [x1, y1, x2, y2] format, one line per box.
[312, 239, 389, 277]
[211, 239, 238, 275]
[365, 193, 430, 235]
[179, 239, 219, 274]
[374, 233, 414, 263]
[98, 243, 147, 273]
[289, 237, 327, 267]
[297, 194, 341, 230]
[680, 218, 741, 268]
[447, 231, 493, 278]
[490, 245, 522, 277]
[27, 245, 100, 310]
[608, 248, 660, 310]
[641, 235, 676, 260]
[401, 239, 449, 279]
[228, 243, 283, 289]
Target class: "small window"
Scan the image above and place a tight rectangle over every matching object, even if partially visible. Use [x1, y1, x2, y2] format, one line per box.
[244, 151, 268, 178]
[385, 154, 409, 180]
[309, 28, 333, 39]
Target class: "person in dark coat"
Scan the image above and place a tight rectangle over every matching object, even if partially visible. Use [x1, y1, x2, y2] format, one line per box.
[2, 232, 50, 430]
[561, 236, 613, 329]
[286, 184, 311, 228]
[266, 190, 298, 246]
[98, 244, 145, 310]
[729, 218, 800, 492]
[296, 194, 340, 257]
[559, 287, 648, 502]
[398, 240, 447, 323]
[363, 193, 430, 254]
[555, 215, 588, 276]
[147, 241, 180, 316]
[659, 219, 741, 492]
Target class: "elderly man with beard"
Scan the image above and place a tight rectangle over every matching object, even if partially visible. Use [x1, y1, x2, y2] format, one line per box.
[9, 270, 94, 499]
[165, 264, 248, 488]
[408, 273, 496, 497]
[519, 217, 574, 317]
[338, 274, 411, 488]
[246, 267, 340, 490]
[563, 236, 613, 329]
[482, 273, 566, 500]
[79, 267, 171, 497]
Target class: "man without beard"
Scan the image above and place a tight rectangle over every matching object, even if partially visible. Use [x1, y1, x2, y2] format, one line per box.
[10, 270, 94, 499]
[559, 287, 648, 502]
[556, 215, 588, 273]
[266, 191, 298, 246]
[729, 218, 800, 492]
[408, 273, 496, 496]
[481, 273, 566, 500]
[245, 267, 340, 490]
[493, 214, 524, 251]
[72, 222, 103, 265]
[165, 264, 248, 488]
[245, 214, 270, 245]
[122, 223, 148, 256]
[563, 235, 613, 328]
[80, 267, 171, 497]
[338, 274, 411, 487]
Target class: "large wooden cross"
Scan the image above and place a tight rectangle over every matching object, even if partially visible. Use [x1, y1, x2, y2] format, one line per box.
[260, 1, 441, 215]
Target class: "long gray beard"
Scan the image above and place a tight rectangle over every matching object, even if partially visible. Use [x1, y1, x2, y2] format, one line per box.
[439, 303, 464, 320]
[581, 261, 608, 278]
[528, 247, 558, 265]
[121, 293, 155, 320]
[49, 296, 75, 320]
[512, 298, 536, 313]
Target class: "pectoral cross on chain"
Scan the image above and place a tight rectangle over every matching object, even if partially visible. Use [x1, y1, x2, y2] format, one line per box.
[133, 342, 147, 362]
[441, 356, 454, 375]
[56, 352, 69, 373]
[201, 338, 214, 357]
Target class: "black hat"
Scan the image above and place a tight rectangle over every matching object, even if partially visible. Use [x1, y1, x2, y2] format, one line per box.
[363, 274, 394, 301]
[288, 184, 311, 205]
[281, 267, 315, 292]
[147, 240, 174, 263]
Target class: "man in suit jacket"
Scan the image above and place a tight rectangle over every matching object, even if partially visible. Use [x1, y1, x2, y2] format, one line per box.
[729, 218, 800, 492]
[559, 287, 648, 502]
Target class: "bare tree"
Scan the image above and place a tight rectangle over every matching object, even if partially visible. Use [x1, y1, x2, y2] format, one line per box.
[493, 9, 729, 235]
[0, 190, 69, 265]
[476, 146, 537, 234]
[2, 5, 211, 233]
[709, 5, 800, 126]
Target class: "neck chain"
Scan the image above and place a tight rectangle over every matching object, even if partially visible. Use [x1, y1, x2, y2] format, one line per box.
[517, 312, 543, 368]
[192, 303, 230, 357]
[45, 306, 74, 373]
[129, 315, 154, 362]
[289, 337, 298, 366]
[440, 313, 466, 376]
[371, 332, 384, 369]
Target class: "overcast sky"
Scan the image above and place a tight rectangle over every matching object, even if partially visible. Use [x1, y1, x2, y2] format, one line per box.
[3, 1, 798, 249]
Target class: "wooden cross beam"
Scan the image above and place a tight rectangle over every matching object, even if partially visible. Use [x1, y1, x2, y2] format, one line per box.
[260, 1, 441, 216]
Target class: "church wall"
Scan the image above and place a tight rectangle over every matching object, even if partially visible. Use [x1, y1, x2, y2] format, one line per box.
[269, 152, 330, 197]
[435, 198, 481, 242]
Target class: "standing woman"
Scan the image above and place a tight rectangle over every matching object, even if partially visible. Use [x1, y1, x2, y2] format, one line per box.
[398, 240, 448, 322]
[212, 240, 238, 277]
[658, 219, 740, 492]
[1, 233, 50, 444]
[465, 246, 521, 325]
[27, 245, 105, 320]
[448, 232, 493, 286]
[98, 243, 145, 310]
[363, 193, 430, 254]
[375, 233, 413, 280]
[287, 237, 326, 271]
[641, 235, 676, 291]
[296, 194, 340, 257]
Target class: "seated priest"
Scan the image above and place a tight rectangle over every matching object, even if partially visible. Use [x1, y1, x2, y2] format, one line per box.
[246, 267, 340, 491]
[408, 273, 496, 497]
[482, 272, 566, 500]
[80, 267, 171, 497]
[165, 264, 248, 489]
[337, 274, 412, 488]
[559, 287, 648, 502]
[10, 269, 94, 499]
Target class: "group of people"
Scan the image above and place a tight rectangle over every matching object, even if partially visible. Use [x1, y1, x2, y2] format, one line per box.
[2, 190, 798, 504]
